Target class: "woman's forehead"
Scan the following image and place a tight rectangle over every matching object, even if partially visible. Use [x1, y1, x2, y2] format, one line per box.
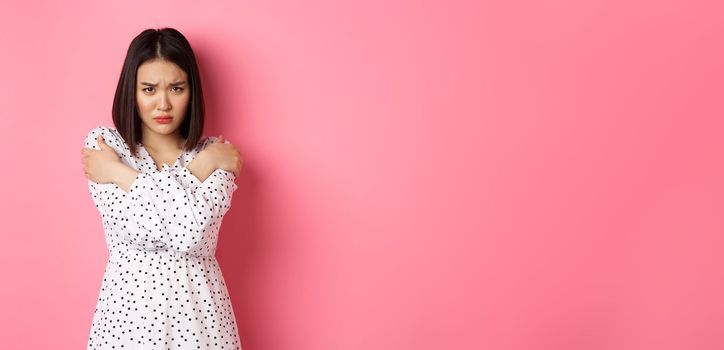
[137, 59, 187, 81]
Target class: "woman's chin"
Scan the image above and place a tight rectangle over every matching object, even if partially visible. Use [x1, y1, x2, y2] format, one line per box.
[143, 122, 181, 135]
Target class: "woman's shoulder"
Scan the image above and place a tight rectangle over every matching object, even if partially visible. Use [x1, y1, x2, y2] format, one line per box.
[197, 135, 224, 149]
[83, 125, 128, 154]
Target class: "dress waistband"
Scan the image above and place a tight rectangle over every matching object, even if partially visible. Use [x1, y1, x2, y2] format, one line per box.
[109, 248, 215, 262]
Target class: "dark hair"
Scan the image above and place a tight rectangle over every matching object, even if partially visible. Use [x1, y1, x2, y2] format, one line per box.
[112, 27, 205, 157]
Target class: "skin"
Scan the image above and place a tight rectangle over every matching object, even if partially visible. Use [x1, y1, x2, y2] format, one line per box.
[81, 58, 242, 192]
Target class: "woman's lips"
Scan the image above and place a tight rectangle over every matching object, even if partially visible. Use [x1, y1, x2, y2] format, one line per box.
[154, 117, 173, 124]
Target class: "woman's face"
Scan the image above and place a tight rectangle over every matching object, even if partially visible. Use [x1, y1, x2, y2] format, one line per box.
[135, 59, 190, 139]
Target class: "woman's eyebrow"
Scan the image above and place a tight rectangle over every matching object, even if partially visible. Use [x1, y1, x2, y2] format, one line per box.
[139, 81, 187, 86]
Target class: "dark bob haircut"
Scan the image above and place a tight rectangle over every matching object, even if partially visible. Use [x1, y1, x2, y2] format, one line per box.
[112, 27, 205, 157]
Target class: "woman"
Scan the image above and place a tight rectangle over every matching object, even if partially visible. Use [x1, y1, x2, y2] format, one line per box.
[81, 28, 243, 349]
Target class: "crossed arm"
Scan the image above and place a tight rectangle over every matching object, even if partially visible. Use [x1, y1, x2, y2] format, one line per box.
[81, 126, 243, 252]
[81, 127, 242, 193]
[93, 144, 219, 192]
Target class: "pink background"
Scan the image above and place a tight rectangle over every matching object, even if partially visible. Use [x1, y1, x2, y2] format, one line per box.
[1, 0, 723, 349]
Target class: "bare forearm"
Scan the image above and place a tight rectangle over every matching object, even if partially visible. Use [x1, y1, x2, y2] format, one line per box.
[109, 162, 140, 193]
[186, 156, 217, 183]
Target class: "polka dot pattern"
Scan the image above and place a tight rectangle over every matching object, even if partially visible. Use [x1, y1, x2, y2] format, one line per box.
[84, 126, 241, 349]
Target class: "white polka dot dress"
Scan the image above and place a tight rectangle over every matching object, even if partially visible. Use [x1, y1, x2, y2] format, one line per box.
[84, 126, 242, 350]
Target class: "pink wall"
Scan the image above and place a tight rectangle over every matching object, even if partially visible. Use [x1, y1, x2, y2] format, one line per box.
[1, 0, 723, 349]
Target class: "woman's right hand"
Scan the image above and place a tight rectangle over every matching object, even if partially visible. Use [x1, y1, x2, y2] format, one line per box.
[201, 135, 243, 177]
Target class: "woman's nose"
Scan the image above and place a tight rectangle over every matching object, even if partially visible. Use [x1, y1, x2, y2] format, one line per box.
[158, 91, 171, 110]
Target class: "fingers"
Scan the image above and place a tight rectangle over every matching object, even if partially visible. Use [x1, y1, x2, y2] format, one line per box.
[216, 135, 224, 143]
[234, 160, 242, 177]
[97, 135, 107, 149]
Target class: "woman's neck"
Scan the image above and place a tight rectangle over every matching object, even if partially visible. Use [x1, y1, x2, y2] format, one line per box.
[141, 130, 185, 153]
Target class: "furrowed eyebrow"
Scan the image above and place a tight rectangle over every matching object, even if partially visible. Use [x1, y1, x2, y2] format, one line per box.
[139, 81, 187, 86]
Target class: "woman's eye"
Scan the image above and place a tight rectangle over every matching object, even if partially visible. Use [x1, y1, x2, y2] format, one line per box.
[141, 86, 183, 93]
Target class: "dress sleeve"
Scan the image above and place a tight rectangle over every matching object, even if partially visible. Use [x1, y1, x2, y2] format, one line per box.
[84, 125, 130, 220]
[125, 167, 237, 252]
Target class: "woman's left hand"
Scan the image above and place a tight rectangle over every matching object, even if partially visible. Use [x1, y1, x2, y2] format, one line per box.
[81, 135, 124, 184]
